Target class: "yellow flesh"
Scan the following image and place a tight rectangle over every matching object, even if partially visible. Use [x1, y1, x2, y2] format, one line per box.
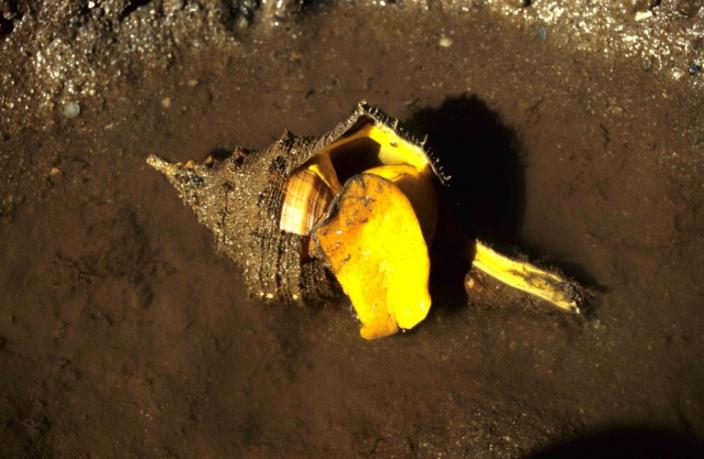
[471, 241, 582, 313]
[304, 121, 438, 339]
[312, 173, 432, 339]
[364, 164, 437, 243]
[301, 119, 579, 339]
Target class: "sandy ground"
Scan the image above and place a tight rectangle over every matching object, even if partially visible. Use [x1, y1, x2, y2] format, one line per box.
[1, 1, 704, 457]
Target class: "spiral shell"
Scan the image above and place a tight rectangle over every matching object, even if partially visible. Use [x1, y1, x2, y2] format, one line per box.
[147, 102, 447, 304]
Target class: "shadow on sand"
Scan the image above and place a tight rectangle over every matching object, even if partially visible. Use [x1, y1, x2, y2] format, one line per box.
[406, 95, 525, 309]
[528, 428, 704, 459]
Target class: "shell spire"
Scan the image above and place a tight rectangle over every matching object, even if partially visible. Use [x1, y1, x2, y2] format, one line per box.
[146, 153, 240, 250]
[147, 134, 336, 305]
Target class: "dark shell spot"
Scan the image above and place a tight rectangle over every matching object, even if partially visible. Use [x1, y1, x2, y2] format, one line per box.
[176, 172, 204, 186]
[268, 155, 287, 174]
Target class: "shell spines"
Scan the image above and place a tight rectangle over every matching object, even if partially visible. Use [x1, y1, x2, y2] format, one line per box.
[355, 102, 450, 185]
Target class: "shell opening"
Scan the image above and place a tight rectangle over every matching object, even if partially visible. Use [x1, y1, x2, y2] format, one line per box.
[328, 121, 431, 182]
[279, 119, 433, 237]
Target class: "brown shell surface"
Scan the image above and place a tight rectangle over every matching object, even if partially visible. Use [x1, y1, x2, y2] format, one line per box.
[148, 102, 445, 304]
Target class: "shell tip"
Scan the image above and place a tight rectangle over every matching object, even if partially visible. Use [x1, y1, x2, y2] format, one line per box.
[146, 154, 177, 177]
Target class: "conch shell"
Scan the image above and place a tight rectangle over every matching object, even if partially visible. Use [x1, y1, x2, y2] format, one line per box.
[148, 102, 583, 340]
[147, 103, 449, 337]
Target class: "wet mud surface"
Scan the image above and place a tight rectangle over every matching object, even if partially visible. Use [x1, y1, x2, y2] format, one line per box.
[2, 1, 704, 457]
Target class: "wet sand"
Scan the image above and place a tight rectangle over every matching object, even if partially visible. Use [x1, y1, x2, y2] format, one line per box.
[1, 1, 703, 457]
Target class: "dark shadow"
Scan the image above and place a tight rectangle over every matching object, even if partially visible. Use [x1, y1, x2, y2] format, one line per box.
[405, 95, 525, 309]
[527, 428, 704, 459]
[0, 16, 14, 38]
[208, 147, 234, 161]
[119, 0, 152, 21]
[407, 95, 524, 247]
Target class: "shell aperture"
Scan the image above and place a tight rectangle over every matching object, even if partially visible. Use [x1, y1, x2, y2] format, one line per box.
[276, 116, 440, 339]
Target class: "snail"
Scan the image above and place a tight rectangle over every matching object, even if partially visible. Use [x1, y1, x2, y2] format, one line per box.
[148, 102, 584, 340]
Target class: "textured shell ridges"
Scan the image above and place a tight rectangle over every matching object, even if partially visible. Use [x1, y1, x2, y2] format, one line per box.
[147, 101, 445, 305]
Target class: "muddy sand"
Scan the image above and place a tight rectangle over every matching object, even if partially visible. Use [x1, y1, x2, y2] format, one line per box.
[1, 0, 704, 457]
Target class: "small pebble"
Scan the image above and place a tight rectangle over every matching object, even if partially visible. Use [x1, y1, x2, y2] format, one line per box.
[439, 35, 453, 48]
[634, 10, 653, 21]
[237, 5, 253, 29]
[642, 58, 653, 71]
[49, 167, 63, 177]
[187, 79, 199, 87]
[465, 277, 475, 289]
[161, 96, 172, 109]
[237, 15, 252, 29]
[688, 64, 702, 76]
[537, 26, 547, 42]
[62, 101, 81, 119]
